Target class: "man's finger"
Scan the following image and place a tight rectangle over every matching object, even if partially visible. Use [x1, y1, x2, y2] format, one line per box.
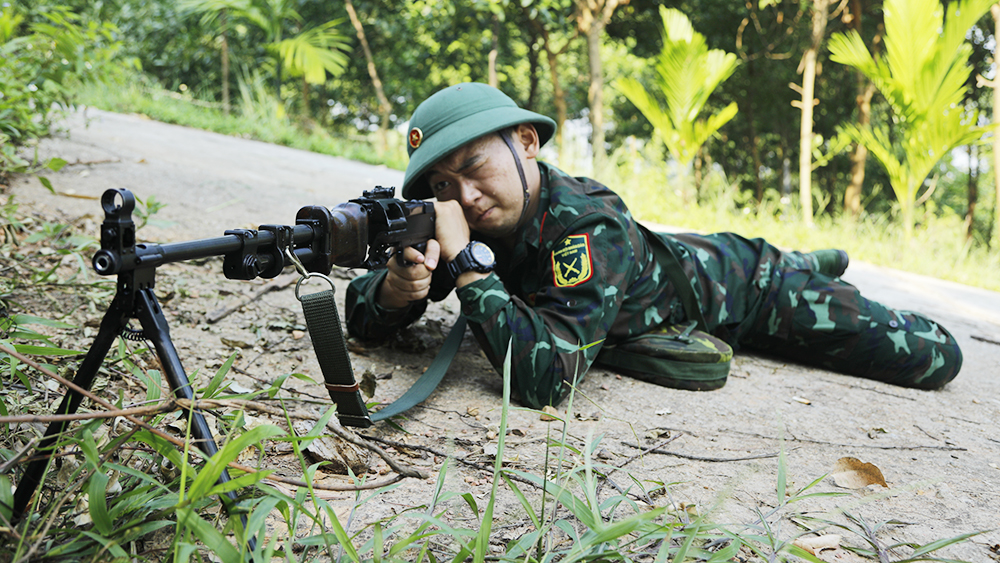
[423, 239, 441, 269]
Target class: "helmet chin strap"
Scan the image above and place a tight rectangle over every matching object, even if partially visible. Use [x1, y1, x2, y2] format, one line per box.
[498, 129, 531, 235]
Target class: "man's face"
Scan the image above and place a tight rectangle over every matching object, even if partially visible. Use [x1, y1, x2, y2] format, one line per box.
[425, 128, 535, 238]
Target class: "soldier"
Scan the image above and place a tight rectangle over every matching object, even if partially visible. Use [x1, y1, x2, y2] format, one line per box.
[345, 83, 962, 409]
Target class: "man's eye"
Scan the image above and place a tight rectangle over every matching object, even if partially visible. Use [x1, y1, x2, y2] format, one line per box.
[432, 181, 451, 195]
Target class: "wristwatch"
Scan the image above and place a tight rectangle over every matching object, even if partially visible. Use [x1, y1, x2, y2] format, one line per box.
[447, 241, 496, 280]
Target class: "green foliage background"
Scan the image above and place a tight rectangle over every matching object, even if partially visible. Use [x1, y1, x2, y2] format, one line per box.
[5, 0, 996, 232]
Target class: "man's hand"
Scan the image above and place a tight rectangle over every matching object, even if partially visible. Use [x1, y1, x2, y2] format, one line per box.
[434, 200, 471, 263]
[435, 199, 490, 288]
[377, 240, 441, 309]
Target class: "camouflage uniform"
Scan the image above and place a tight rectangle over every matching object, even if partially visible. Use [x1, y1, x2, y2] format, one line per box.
[346, 163, 962, 409]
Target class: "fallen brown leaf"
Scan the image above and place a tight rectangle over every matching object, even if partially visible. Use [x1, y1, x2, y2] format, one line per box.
[793, 534, 842, 555]
[831, 457, 888, 489]
[360, 368, 377, 399]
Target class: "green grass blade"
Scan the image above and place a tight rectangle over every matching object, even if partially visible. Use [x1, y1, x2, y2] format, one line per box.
[473, 338, 514, 562]
[902, 530, 985, 560]
[87, 472, 113, 536]
[202, 351, 237, 398]
[501, 472, 541, 530]
[176, 507, 243, 563]
[188, 424, 284, 501]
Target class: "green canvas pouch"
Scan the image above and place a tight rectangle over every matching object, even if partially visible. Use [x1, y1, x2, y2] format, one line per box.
[595, 321, 732, 390]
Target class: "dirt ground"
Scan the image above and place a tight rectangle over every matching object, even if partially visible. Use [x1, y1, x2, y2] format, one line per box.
[6, 108, 1000, 560]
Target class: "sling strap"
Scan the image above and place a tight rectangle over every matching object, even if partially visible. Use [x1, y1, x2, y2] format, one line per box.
[369, 316, 466, 421]
[637, 224, 708, 332]
[299, 279, 373, 428]
[297, 273, 466, 427]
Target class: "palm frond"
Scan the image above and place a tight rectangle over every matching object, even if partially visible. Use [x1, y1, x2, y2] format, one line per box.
[618, 7, 738, 167]
[275, 19, 350, 85]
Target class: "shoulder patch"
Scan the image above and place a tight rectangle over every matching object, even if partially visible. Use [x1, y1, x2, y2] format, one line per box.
[552, 234, 593, 287]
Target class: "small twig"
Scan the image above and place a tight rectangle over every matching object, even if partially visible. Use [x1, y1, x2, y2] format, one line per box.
[596, 434, 683, 499]
[913, 425, 941, 441]
[970, 334, 1000, 346]
[207, 273, 297, 323]
[844, 385, 917, 401]
[0, 438, 38, 475]
[720, 429, 967, 451]
[63, 158, 121, 167]
[0, 403, 177, 425]
[620, 442, 781, 462]
[360, 433, 545, 491]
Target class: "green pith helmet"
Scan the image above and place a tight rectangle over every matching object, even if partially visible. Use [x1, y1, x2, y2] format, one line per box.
[402, 82, 556, 200]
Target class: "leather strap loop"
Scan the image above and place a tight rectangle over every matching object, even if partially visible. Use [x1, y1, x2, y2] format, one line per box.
[325, 382, 360, 393]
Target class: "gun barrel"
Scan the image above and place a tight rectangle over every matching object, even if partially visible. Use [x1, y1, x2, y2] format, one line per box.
[93, 225, 317, 277]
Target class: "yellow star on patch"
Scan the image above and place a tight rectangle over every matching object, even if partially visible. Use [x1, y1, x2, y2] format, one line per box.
[551, 234, 593, 287]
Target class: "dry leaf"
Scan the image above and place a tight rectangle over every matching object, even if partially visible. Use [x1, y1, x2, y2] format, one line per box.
[221, 337, 252, 349]
[359, 368, 376, 399]
[467, 406, 480, 417]
[292, 421, 371, 475]
[831, 457, 888, 489]
[540, 405, 559, 421]
[867, 427, 888, 439]
[793, 534, 842, 555]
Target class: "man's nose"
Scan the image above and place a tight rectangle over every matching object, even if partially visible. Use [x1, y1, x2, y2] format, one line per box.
[457, 180, 481, 208]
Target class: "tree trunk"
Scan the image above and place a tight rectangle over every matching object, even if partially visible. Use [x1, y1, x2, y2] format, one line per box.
[576, 0, 627, 176]
[844, 0, 878, 217]
[796, 0, 830, 227]
[747, 57, 763, 204]
[541, 30, 570, 168]
[344, 0, 393, 154]
[301, 76, 310, 119]
[993, 5, 1000, 247]
[221, 9, 230, 114]
[694, 146, 704, 202]
[845, 80, 875, 216]
[488, 13, 500, 88]
[527, 32, 540, 110]
[585, 20, 606, 174]
[966, 143, 978, 240]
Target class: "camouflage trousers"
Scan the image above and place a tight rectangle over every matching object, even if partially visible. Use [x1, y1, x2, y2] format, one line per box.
[670, 232, 962, 389]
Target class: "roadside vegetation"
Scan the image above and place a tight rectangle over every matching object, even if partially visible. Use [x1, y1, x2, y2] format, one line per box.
[1, 0, 997, 560]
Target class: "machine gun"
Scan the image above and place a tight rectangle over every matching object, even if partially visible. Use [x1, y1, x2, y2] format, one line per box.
[12, 186, 436, 540]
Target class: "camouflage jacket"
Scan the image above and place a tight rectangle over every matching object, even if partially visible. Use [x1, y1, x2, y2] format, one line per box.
[345, 163, 688, 408]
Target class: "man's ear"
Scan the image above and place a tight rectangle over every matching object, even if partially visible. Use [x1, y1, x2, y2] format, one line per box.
[515, 123, 540, 158]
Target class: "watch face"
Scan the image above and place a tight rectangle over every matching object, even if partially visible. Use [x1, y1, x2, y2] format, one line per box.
[470, 242, 495, 267]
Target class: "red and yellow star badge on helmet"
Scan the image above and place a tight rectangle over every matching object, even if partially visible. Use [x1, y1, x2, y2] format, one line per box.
[408, 127, 423, 149]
